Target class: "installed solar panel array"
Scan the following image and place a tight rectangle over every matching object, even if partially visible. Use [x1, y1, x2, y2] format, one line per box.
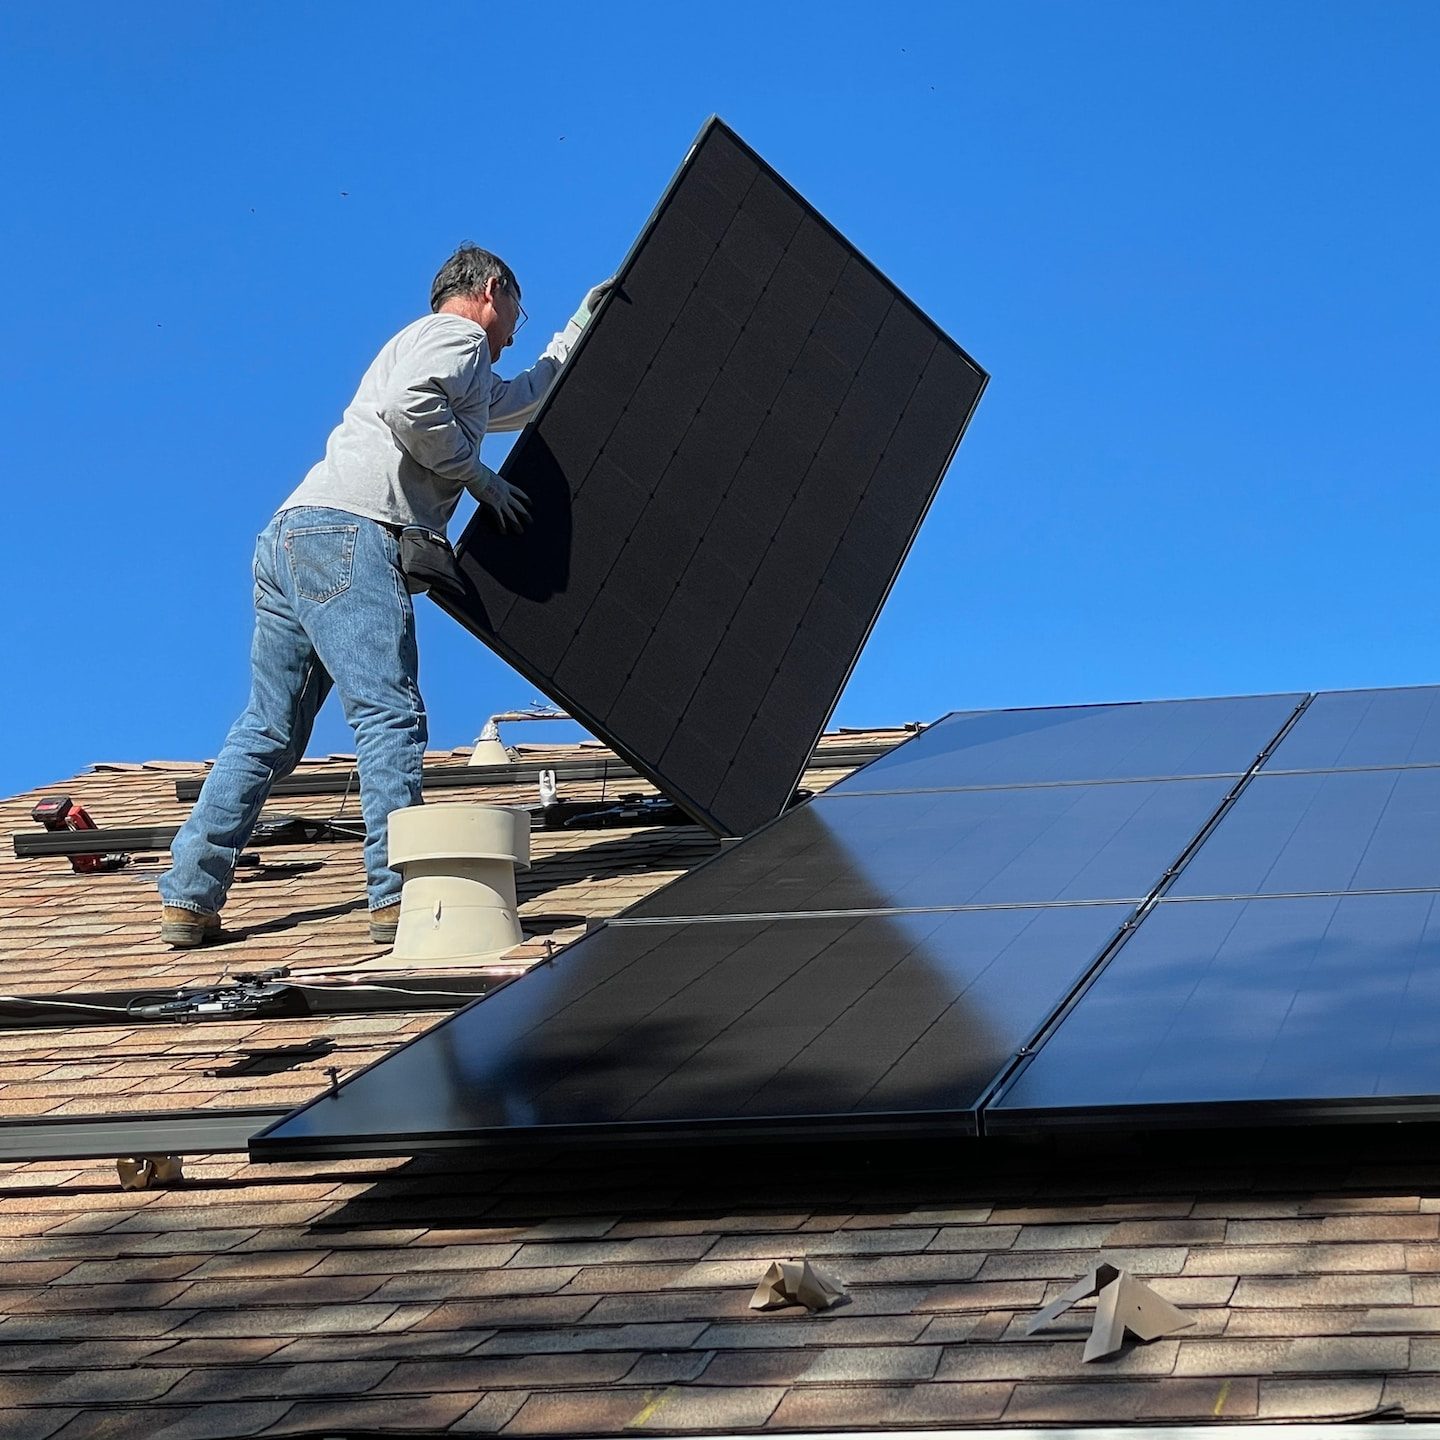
[991, 686, 1440, 1128]
[444, 119, 986, 838]
[251, 688, 1440, 1159]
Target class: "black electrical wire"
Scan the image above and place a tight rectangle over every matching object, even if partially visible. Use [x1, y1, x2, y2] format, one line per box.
[0, 978, 487, 1018]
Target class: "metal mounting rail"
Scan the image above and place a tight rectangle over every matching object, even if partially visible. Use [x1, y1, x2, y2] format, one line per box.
[14, 824, 180, 858]
[15, 794, 701, 859]
[172, 742, 900, 803]
[13, 816, 366, 860]
[0, 1106, 293, 1161]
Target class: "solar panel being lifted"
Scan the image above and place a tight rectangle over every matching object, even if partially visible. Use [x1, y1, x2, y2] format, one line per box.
[441, 119, 987, 837]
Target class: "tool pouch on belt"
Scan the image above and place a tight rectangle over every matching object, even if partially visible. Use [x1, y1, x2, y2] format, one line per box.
[398, 526, 467, 603]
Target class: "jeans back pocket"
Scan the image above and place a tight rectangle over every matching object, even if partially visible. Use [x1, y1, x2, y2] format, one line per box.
[285, 524, 358, 603]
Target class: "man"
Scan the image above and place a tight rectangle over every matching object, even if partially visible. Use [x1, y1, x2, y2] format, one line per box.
[159, 245, 605, 949]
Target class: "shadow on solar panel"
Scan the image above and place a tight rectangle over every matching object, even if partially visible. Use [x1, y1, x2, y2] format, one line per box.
[249, 900, 1135, 1155]
[439, 117, 987, 838]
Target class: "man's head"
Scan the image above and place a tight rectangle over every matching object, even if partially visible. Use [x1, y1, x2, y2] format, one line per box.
[430, 244, 525, 362]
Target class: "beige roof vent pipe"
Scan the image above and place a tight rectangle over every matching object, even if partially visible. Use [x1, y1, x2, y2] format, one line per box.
[468, 705, 570, 767]
[468, 719, 511, 767]
[382, 804, 531, 969]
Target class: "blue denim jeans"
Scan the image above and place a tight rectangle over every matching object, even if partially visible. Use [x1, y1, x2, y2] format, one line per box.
[160, 507, 427, 915]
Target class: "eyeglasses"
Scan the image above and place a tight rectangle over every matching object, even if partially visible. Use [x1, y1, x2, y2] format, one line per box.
[507, 288, 528, 335]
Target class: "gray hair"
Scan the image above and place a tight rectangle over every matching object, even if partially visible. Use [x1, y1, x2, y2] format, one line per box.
[430, 244, 520, 312]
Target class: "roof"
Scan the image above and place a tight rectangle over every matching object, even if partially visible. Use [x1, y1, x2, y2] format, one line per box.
[3, 731, 1440, 1437]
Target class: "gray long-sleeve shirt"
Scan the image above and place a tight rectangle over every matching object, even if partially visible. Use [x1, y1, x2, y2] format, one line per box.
[279, 312, 578, 535]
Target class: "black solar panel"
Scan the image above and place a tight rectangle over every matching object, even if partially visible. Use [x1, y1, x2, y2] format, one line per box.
[249, 905, 1131, 1155]
[1262, 686, 1440, 772]
[623, 781, 1233, 919]
[829, 694, 1305, 794]
[443, 119, 987, 837]
[989, 686, 1440, 1131]
[1169, 768, 1440, 898]
[989, 893, 1440, 1128]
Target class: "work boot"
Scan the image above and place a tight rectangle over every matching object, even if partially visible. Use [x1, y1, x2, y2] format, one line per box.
[369, 907, 400, 947]
[160, 906, 221, 949]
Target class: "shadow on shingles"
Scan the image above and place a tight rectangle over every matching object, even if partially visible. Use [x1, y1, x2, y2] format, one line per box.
[204, 1037, 336, 1077]
[518, 827, 719, 904]
[517, 913, 588, 936]
[303, 1120, 1440, 1236]
[235, 860, 327, 883]
[211, 897, 367, 944]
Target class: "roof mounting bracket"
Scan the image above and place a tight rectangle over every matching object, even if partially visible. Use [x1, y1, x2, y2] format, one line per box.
[1026, 1260, 1193, 1361]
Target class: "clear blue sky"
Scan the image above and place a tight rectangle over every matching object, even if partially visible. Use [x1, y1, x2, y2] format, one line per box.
[3, 2, 1437, 800]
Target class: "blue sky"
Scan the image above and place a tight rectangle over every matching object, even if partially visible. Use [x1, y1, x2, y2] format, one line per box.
[2, 2, 1437, 800]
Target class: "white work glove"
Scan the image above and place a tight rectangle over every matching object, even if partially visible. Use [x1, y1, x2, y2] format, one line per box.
[570, 278, 616, 330]
[472, 466, 531, 533]
[541, 279, 618, 367]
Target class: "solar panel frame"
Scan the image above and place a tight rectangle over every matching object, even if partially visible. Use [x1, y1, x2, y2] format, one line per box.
[438, 117, 988, 837]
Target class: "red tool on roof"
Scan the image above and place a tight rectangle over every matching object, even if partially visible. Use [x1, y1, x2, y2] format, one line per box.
[30, 797, 129, 874]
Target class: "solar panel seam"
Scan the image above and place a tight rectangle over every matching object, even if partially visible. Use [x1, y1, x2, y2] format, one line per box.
[611, 898, 1141, 925]
[1160, 886, 1440, 904]
[1267, 761, 1440, 775]
[973, 692, 1315, 1126]
[817, 772, 1250, 796]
